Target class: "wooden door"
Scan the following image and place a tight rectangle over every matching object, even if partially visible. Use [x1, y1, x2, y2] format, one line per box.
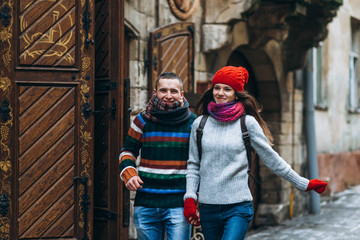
[93, 0, 128, 239]
[149, 22, 196, 102]
[0, 0, 95, 239]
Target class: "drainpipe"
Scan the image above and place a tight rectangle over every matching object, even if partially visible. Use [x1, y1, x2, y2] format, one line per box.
[304, 51, 321, 214]
[155, 0, 159, 27]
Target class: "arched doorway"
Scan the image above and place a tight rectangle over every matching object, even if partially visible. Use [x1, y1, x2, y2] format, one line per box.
[227, 46, 282, 228]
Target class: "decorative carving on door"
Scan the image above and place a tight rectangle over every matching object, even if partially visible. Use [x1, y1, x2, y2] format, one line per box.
[78, 1, 94, 239]
[0, 77, 11, 92]
[19, 0, 76, 66]
[74, 175, 91, 240]
[0, 1, 13, 240]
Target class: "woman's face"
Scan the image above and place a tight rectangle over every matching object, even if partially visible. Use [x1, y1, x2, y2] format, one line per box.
[213, 83, 236, 104]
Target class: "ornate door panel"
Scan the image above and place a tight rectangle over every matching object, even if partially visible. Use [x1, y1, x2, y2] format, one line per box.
[0, 0, 95, 239]
[17, 84, 78, 239]
[149, 22, 195, 95]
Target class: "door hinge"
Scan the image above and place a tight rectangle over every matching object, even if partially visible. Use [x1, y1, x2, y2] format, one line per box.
[0, 99, 10, 122]
[153, 32, 162, 47]
[82, 99, 116, 120]
[153, 55, 158, 71]
[111, 98, 116, 120]
[82, 0, 94, 48]
[0, 4, 11, 27]
[95, 81, 117, 91]
[0, 194, 9, 217]
[94, 208, 118, 221]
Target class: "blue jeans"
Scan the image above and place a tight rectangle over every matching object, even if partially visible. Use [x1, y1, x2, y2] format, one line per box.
[199, 201, 253, 240]
[134, 206, 191, 240]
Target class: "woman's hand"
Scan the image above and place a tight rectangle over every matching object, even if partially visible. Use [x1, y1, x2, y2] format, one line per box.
[306, 179, 327, 194]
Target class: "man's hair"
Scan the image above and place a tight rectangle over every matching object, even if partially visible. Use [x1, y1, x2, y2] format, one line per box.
[155, 72, 183, 91]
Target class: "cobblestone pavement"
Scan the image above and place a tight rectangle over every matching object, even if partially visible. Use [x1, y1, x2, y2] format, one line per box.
[245, 185, 360, 240]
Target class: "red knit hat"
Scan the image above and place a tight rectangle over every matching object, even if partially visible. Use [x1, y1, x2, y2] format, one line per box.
[211, 66, 249, 92]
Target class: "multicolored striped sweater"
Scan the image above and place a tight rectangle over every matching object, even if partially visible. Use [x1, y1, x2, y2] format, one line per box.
[120, 112, 196, 208]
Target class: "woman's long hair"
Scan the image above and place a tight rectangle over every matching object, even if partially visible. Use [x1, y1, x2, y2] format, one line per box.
[196, 88, 274, 145]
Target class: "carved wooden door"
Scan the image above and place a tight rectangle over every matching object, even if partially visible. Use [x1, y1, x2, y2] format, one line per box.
[93, 0, 128, 239]
[0, 0, 96, 239]
[149, 22, 195, 101]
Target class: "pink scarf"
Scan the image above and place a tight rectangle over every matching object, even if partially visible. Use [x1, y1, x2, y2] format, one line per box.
[207, 101, 245, 122]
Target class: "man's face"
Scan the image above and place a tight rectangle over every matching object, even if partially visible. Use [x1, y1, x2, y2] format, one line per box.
[155, 78, 184, 103]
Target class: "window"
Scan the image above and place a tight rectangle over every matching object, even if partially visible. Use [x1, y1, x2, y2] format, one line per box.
[310, 43, 327, 109]
[349, 18, 360, 112]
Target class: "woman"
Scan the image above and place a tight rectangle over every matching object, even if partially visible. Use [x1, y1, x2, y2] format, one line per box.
[183, 66, 327, 240]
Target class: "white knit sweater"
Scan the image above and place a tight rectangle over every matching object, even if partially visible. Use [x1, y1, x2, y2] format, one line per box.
[184, 115, 309, 204]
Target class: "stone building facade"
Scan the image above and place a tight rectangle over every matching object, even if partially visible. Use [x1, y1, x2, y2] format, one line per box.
[315, 0, 360, 194]
[122, 0, 349, 238]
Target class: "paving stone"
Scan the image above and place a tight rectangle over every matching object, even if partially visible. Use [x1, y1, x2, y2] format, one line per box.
[246, 185, 360, 240]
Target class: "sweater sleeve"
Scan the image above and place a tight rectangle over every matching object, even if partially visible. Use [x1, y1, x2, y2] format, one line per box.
[183, 116, 202, 201]
[246, 116, 309, 191]
[119, 113, 145, 184]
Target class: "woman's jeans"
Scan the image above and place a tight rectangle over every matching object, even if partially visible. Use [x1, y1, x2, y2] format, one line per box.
[134, 206, 191, 240]
[199, 201, 253, 240]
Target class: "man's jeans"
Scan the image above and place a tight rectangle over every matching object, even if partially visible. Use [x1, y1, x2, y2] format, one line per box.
[134, 206, 191, 240]
[199, 201, 253, 240]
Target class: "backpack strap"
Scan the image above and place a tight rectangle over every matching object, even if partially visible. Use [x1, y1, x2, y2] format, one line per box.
[240, 114, 252, 173]
[240, 114, 260, 185]
[196, 115, 209, 160]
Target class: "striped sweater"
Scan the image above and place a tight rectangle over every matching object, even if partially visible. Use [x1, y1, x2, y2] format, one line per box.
[120, 112, 196, 208]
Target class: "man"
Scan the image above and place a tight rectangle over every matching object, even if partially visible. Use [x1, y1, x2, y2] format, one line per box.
[119, 72, 196, 240]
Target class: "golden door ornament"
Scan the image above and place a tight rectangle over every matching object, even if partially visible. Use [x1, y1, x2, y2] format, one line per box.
[77, 0, 94, 238]
[19, 0, 76, 66]
[0, 1, 13, 240]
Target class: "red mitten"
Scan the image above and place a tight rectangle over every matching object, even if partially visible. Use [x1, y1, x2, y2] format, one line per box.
[306, 179, 327, 194]
[183, 198, 200, 226]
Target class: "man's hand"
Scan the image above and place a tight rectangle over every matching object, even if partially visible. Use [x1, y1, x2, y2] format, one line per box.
[189, 209, 200, 226]
[125, 176, 144, 191]
[183, 198, 200, 226]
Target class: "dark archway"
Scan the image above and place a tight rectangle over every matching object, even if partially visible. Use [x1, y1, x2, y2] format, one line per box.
[227, 46, 282, 228]
[227, 50, 259, 99]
